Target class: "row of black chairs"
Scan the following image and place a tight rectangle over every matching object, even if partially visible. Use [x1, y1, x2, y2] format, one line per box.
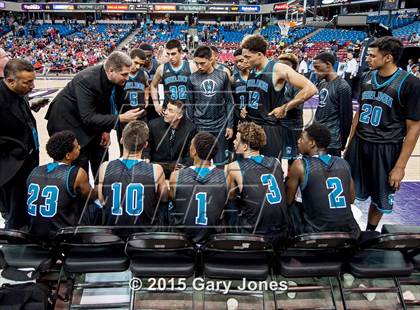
[0, 225, 419, 309]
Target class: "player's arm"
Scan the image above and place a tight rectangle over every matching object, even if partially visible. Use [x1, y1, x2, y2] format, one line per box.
[389, 119, 420, 190]
[269, 63, 318, 118]
[150, 64, 164, 116]
[154, 163, 168, 202]
[349, 178, 356, 204]
[168, 170, 178, 201]
[223, 72, 234, 138]
[74, 167, 97, 200]
[144, 72, 150, 108]
[338, 82, 353, 150]
[286, 159, 305, 206]
[225, 163, 239, 201]
[96, 161, 109, 205]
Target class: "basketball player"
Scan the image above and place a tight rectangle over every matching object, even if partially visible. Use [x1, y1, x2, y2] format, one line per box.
[187, 46, 234, 166]
[98, 121, 167, 236]
[117, 48, 149, 155]
[26, 131, 97, 239]
[231, 48, 249, 123]
[140, 43, 160, 120]
[226, 122, 289, 246]
[313, 52, 353, 156]
[241, 35, 317, 159]
[278, 53, 304, 163]
[345, 37, 420, 231]
[169, 132, 228, 242]
[150, 40, 196, 116]
[286, 123, 360, 238]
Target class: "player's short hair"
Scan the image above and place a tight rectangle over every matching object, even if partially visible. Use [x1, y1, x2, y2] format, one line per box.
[4, 59, 34, 79]
[210, 46, 219, 54]
[305, 123, 331, 149]
[122, 121, 149, 152]
[193, 132, 218, 161]
[237, 122, 267, 150]
[139, 43, 154, 52]
[194, 46, 213, 60]
[314, 52, 336, 67]
[104, 51, 132, 72]
[233, 48, 243, 57]
[369, 36, 403, 64]
[167, 100, 185, 112]
[129, 48, 146, 60]
[166, 39, 182, 52]
[241, 35, 268, 55]
[46, 130, 77, 161]
[278, 53, 298, 70]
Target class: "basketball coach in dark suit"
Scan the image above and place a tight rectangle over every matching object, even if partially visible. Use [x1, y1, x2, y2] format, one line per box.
[46, 51, 142, 179]
[0, 59, 38, 229]
[144, 101, 196, 178]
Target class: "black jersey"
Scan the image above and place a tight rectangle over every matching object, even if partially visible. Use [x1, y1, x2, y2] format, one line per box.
[280, 82, 303, 130]
[162, 60, 191, 107]
[357, 68, 414, 143]
[246, 61, 285, 126]
[232, 70, 248, 119]
[172, 166, 227, 242]
[26, 162, 80, 239]
[315, 77, 352, 149]
[146, 58, 159, 82]
[102, 159, 158, 233]
[120, 70, 147, 114]
[300, 154, 360, 238]
[237, 155, 288, 235]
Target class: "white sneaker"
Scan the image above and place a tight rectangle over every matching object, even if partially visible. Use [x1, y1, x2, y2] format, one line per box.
[359, 284, 376, 301]
[287, 281, 297, 299]
[343, 273, 355, 288]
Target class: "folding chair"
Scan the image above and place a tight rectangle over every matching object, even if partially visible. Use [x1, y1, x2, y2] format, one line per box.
[381, 224, 420, 307]
[125, 232, 196, 310]
[345, 230, 420, 310]
[275, 232, 357, 310]
[201, 234, 273, 307]
[55, 226, 129, 309]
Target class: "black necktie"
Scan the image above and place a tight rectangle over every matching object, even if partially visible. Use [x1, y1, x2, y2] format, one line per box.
[169, 128, 176, 149]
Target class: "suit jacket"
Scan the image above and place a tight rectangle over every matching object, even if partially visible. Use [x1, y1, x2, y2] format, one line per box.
[145, 117, 196, 166]
[46, 65, 120, 147]
[0, 80, 39, 186]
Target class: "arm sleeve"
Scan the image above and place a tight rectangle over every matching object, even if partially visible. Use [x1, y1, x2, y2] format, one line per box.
[401, 75, 420, 121]
[186, 78, 195, 123]
[223, 73, 235, 129]
[75, 81, 118, 132]
[338, 81, 353, 150]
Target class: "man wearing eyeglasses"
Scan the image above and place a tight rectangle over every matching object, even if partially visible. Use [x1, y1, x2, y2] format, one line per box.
[0, 48, 10, 79]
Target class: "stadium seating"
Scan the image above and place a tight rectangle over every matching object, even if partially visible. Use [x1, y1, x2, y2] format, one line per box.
[308, 29, 366, 43]
[368, 14, 416, 29]
[393, 21, 420, 39]
[261, 25, 315, 45]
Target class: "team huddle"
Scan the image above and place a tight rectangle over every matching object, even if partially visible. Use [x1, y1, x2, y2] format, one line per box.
[0, 34, 419, 246]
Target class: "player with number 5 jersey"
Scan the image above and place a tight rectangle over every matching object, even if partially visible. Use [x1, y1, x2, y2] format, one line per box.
[226, 122, 289, 245]
[287, 123, 360, 239]
[98, 121, 167, 235]
[169, 132, 229, 243]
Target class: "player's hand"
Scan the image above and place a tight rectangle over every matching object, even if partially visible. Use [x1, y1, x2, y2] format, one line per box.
[225, 128, 233, 139]
[100, 132, 111, 147]
[240, 108, 248, 119]
[388, 166, 405, 191]
[268, 105, 287, 119]
[119, 108, 143, 123]
[154, 103, 165, 116]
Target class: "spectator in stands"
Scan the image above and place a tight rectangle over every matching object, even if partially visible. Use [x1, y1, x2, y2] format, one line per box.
[226, 122, 289, 246]
[313, 52, 353, 157]
[344, 52, 358, 98]
[145, 100, 196, 179]
[169, 132, 228, 243]
[411, 64, 420, 78]
[0, 48, 9, 79]
[407, 59, 414, 72]
[26, 131, 97, 239]
[298, 55, 309, 78]
[98, 121, 167, 237]
[46, 51, 142, 180]
[286, 123, 360, 239]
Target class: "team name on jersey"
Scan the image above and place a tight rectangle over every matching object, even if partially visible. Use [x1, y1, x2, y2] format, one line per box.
[124, 82, 145, 91]
[164, 75, 189, 84]
[235, 85, 247, 93]
[247, 79, 269, 92]
[361, 90, 393, 108]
